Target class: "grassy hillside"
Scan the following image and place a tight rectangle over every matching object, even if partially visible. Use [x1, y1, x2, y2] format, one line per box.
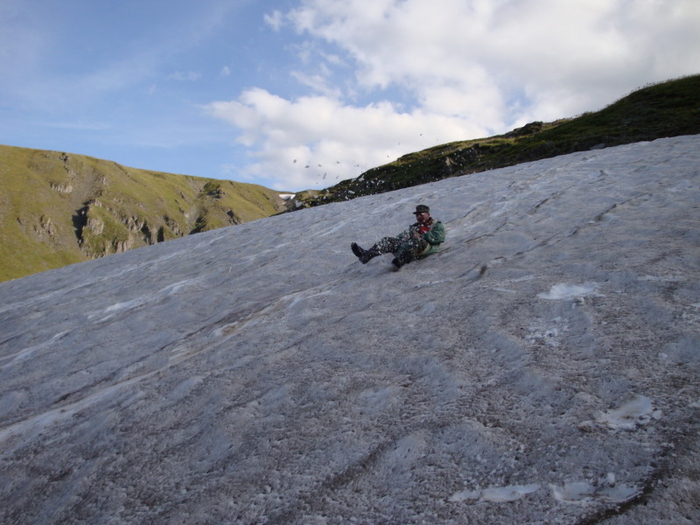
[300, 74, 700, 206]
[0, 147, 287, 282]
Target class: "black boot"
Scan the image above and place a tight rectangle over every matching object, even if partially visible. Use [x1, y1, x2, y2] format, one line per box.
[351, 242, 380, 264]
[392, 250, 413, 269]
[351, 242, 364, 258]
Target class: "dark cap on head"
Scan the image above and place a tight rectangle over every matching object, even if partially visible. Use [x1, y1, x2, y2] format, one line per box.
[414, 204, 430, 214]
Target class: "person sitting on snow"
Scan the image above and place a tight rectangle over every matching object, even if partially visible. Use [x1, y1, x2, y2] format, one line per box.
[351, 204, 446, 269]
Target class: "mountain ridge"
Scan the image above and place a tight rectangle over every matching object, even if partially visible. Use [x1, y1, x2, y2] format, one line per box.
[0, 146, 288, 282]
[297, 74, 700, 206]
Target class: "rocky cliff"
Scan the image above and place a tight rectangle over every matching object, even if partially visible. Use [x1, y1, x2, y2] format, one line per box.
[0, 146, 287, 281]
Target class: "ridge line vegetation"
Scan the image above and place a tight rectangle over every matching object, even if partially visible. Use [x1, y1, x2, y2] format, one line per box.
[296, 75, 700, 206]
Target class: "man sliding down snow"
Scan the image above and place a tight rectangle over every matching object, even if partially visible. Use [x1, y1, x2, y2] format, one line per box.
[351, 204, 446, 270]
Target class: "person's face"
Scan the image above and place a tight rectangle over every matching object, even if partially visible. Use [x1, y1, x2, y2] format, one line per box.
[415, 211, 430, 224]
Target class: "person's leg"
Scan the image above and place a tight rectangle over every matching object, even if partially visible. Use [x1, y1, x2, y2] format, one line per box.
[351, 237, 399, 263]
[392, 238, 428, 268]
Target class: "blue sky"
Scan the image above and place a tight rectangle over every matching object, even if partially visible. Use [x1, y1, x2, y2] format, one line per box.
[1, 0, 699, 191]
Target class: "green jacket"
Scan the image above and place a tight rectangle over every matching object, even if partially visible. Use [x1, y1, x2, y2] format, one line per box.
[398, 219, 446, 257]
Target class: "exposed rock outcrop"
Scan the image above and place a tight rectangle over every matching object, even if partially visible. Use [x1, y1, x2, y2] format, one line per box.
[0, 145, 287, 281]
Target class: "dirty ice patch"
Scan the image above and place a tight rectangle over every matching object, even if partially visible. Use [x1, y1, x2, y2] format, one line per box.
[449, 484, 540, 503]
[550, 480, 641, 504]
[538, 282, 599, 300]
[481, 484, 541, 502]
[104, 298, 144, 313]
[595, 395, 661, 430]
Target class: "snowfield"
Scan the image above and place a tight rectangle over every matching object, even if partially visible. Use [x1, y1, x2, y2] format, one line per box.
[1, 136, 699, 524]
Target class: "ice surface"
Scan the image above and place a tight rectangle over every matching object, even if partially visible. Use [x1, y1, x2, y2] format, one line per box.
[595, 395, 659, 431]
[1, 136, 700, 524]
[550, 480, 641, 504]
[449, 483, 540, 503]
[537, 282, 599, 300]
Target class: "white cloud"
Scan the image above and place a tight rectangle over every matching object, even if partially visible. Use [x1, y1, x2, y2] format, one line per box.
[290, 67, 343, 98]
[286, 0, 700, 117]
[210, 0, 700, 190]
[264, 9, 285, 32]
[205, 88, 484, 190]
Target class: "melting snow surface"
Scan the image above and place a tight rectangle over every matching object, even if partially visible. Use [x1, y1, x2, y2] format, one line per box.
[1, 136, 700, 524]
[595, 395, 661, 430]
[537, 282, 599, 300]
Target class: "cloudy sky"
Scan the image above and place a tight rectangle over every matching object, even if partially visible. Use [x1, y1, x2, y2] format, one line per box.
[1, 0, 698, 191]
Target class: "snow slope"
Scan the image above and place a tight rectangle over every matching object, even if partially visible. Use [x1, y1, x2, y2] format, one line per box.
[1, 136, 699, 524]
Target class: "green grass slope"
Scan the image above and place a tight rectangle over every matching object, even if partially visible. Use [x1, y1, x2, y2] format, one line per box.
[301, 74, 700, 206]
[0, 147, 286, 282]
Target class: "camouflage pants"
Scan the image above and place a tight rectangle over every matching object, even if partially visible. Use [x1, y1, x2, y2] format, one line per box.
[372, 236, 429, 263]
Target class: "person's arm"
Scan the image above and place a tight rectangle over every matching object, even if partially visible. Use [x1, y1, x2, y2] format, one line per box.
[398, 225, 415, 241]
[423, 221, 445, 245]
